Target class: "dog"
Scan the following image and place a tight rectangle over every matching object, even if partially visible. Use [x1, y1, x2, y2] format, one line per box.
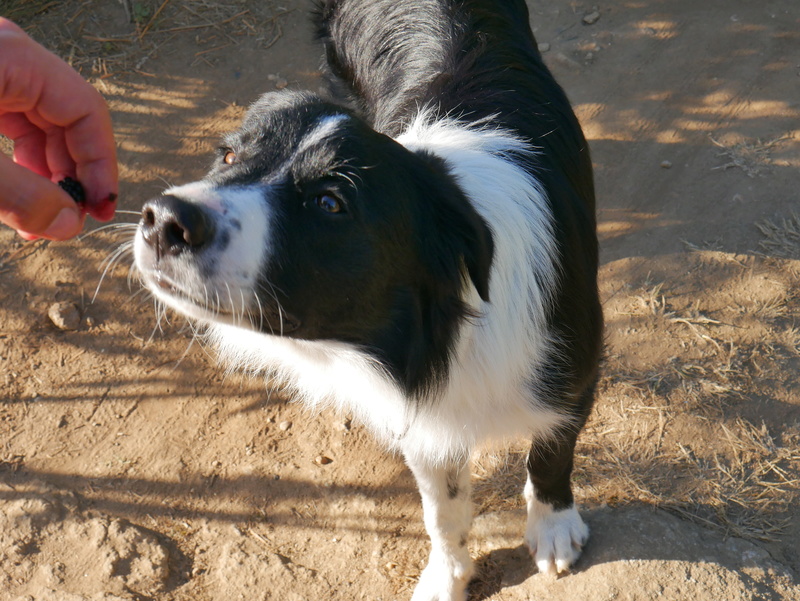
[133, 1, 602, 599]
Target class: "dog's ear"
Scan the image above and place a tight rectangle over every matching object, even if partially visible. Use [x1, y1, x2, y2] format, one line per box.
[413, 151, 495, 303]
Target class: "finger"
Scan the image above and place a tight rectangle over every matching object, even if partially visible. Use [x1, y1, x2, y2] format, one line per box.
[24, 104, 117, 222]
[66, 112, 118, 221]
[0, 112, 51, 177]
[34, 114, 76, 180]
[0, 154, 84, 240]
[18, 108, 115, 221]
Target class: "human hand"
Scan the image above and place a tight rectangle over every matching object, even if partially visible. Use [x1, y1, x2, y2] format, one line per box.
[0, 18, 118, 240]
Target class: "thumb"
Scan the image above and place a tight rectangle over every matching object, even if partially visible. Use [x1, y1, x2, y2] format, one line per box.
[0, 154, 85, 240]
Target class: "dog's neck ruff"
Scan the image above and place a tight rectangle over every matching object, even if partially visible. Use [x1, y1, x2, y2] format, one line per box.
[208, 115, 567, 465]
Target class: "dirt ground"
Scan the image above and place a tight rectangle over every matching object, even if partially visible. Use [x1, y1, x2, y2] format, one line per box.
[1, 1, 799, 600]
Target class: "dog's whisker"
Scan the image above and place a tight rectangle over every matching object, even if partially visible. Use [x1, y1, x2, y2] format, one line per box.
[93, 241, 134, 303]
[253, 292, 265, 333]
[77, 222, 139, 241]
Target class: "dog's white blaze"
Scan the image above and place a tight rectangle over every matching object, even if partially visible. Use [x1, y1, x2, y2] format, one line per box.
[265, 114, 351, 184]
[296, 114, 349, 155]
[210, 117, 568, 466]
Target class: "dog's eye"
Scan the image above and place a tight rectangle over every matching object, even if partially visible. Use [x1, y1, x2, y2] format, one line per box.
[223, 151, 237, 165]
[315, 193, 344, 214]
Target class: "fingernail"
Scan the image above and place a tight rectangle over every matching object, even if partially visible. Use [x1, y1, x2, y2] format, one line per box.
[43, 208, 82, 239]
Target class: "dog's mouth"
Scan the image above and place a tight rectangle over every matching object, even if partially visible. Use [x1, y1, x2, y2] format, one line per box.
[141, 268, 301, 334]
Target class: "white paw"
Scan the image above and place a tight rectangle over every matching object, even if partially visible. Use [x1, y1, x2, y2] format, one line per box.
[524, 482, 588, 575]
[410, 550, 473, 601]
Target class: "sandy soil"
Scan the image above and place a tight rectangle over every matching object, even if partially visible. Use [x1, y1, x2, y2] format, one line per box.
[1, 1, 799, 600]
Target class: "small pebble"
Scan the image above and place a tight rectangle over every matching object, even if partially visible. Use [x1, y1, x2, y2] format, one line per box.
[275, 78, 288, 90]
[583, 10, 601, 25]
[315, 455, 333, 465]
[537, 42, 551, 53]
[279, 421, 292, 431]
[48, 302, 81, 331]
[660, 160, 673, 169]
[551, 52, 581, 71]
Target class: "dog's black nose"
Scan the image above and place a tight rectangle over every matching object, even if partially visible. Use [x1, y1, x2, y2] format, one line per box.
[140, 194, 215, 256]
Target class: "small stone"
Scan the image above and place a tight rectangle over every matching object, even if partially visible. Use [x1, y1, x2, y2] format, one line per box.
[212, 460, 222, 468]
[274, 78, 288, 90]
[660, 160, 673, 169]
[551, 52, 581, 71]
[279, 421, 292, 431]
[85, 316, 96, 327]
[538, 42, 551, 52]
[315, 455, 333, 465]
[48, 302, 81, 331]
[583, 10, 601, 25]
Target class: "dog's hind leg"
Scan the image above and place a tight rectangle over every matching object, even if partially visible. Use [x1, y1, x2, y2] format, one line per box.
[405, 455, 474, 601]
[523, 422, 589, 575]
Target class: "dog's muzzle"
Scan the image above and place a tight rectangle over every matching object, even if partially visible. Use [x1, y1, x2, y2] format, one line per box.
[140, 194, 216, 259]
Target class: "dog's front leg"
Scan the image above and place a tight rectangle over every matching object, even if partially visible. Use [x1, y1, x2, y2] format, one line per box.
[405, 455, 474, 601]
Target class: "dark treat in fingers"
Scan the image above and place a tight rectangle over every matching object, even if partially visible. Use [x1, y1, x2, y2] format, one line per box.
[58, 177, 86, 204]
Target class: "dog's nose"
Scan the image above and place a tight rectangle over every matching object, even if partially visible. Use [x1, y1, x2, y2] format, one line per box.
[140, 194, 215, 256]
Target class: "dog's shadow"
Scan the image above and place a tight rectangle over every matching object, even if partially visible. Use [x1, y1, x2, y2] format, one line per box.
[466, 505, 794, 600]
[469, 544, 534, 600]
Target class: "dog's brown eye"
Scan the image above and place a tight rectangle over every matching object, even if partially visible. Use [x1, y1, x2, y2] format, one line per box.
[223, 151, 237, 165]
[316, 194, 343, 214]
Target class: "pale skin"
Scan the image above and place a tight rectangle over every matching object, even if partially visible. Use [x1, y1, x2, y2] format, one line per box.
[0, 18, 117, 240]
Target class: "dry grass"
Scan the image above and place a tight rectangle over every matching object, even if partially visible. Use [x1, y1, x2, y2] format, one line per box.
[710, 133, 792, 178]
[7, 0, 291, 79]
[756, 212, 800, 259]
[575, 409, 800, 541]
[472, 271, 800, 545]
[472, 447, 528, 514]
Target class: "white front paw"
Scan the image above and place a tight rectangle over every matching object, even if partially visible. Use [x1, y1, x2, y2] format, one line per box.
[525, 502, 588, 575]
[410, 551, 473, 601]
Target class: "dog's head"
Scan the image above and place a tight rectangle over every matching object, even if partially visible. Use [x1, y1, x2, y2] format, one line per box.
[134, 91, 493, 390]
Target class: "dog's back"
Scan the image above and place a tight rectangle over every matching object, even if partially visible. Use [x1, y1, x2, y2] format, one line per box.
[318, 0, 602, 431]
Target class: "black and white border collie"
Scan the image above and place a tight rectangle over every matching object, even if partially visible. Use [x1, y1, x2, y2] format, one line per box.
[133, 1, 602, 599]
